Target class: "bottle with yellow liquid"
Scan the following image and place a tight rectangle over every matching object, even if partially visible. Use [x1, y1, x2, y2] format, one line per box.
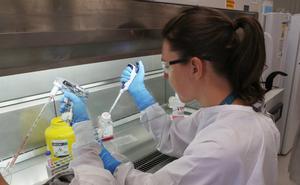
[45, 117, 75, 162]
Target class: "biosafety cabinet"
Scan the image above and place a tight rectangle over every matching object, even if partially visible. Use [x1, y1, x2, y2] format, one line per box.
[0, 0, 257, 184]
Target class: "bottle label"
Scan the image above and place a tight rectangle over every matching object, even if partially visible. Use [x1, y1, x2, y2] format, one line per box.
[97, 128, 104, 141]
[103, 125, 113, 139]
[52, 140, 69, 158]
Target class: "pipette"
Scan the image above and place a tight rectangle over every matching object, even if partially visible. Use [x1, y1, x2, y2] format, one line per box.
[109, 63, 137, 114]
[4, 81, 60, 172]
[50, 78, 89, 123]
[5, 78, 88, 172]
[50, 78, 88, 100]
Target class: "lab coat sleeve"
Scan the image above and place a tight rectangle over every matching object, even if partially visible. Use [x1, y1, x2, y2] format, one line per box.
[69, 121, 117, 185]
[140, 103, 199, 157]
[114, 135, 241, 185]
[69, 120, 102, 169]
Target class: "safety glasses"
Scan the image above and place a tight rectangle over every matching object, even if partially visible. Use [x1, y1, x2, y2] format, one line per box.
[161, 58, 189, 74]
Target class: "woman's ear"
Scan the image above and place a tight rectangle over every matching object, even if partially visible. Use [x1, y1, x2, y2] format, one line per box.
[190, 57, 204, 79]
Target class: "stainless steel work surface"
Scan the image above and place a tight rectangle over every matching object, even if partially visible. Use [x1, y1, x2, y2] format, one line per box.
[104, 118, 157, 162]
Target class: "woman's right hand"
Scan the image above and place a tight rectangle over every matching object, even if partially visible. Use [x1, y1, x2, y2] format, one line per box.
[120, 61, 155, 111]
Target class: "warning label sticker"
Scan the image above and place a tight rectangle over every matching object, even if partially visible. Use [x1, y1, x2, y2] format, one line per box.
[226, 0, 235, 9]
[52, 140, 69, 158]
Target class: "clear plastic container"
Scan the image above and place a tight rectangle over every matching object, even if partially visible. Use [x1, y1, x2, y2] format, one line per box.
[168, 94, 185, 120]
[98, 112, 114, 141]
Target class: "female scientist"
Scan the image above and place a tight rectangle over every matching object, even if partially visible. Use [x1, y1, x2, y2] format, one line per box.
[60, 6, 280, 185]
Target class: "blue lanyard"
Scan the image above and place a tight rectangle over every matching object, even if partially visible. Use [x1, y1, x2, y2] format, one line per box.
[219, 92, 236, 105]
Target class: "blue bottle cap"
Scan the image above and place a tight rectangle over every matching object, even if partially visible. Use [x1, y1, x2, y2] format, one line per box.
[45, 150, 51, 156]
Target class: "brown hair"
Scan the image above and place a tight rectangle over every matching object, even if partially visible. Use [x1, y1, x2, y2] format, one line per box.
[162, 7, 266, 105]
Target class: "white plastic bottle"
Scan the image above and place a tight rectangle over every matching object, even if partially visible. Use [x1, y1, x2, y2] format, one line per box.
[98, 112, 114, 141]
[168, 94, 185, 120]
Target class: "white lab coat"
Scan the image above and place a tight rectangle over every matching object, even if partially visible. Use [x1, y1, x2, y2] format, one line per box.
[114, 103, 280, 185]
[68, 122, 117, 185]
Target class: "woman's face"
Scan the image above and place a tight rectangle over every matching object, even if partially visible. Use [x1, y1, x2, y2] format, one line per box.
[161, 40, 196, 103]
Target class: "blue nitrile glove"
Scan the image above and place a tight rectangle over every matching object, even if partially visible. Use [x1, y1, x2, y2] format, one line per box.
[120, 61, 155, 111]
[99, 146, 121, 174]
[60, 90, 89, 125]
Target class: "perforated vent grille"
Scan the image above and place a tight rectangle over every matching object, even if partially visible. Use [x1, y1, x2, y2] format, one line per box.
[133, 150, 176, 172]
